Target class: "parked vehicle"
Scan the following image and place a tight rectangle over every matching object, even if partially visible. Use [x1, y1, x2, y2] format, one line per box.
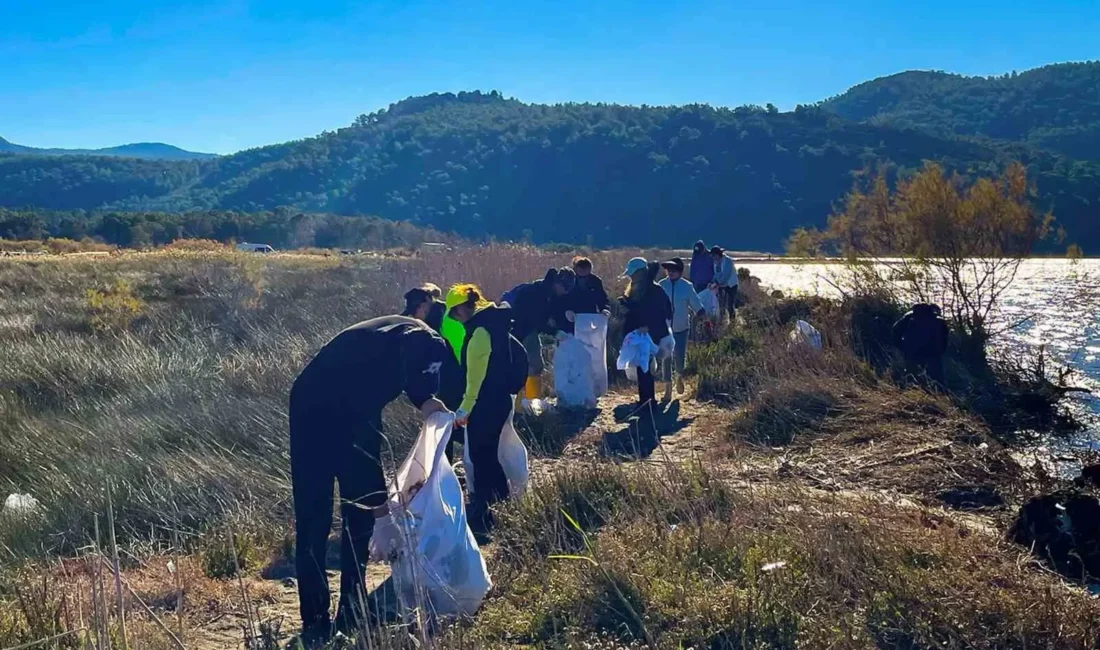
[235, 242, 275, 253]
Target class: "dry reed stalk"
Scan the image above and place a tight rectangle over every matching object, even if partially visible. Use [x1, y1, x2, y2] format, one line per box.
[105, 488, 127, 650]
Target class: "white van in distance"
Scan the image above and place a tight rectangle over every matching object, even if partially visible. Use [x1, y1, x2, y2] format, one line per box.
[235, 242, 275, 253]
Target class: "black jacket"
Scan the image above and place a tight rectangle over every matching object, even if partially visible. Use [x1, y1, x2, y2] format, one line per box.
[892, 304, 949, 361]
[621, 282, 672, 345]
[292, 315, 448, 411]
[570, 274, 610, 314]
[507, 269, 558, 340]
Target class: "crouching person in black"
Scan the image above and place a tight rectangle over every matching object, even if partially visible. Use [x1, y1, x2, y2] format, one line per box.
[892, 303, 949, 389]
[289, 316, 450, 645]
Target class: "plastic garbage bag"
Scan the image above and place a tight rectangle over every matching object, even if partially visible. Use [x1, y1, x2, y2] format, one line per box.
[617, 331, 660, 382]
[463, 401, 530, 499]
[372, 412, 491, 619]
[658, 333, 676, 362]
[3, 493, 38, 515]
[574, 314, 609, 397]
[553, 332, 597, 408]
[520, 397, 551, 416]
[788, 320, 822, 351]
[699, 286, 720, 318]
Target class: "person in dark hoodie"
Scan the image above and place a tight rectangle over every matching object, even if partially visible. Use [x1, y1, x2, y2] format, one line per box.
[619, 257, 672, 408]
[689, 241, 714, 293]
[447, 285, 529, 530]
[289, 316, 450, 644]
[892, 303, 950, 388]
[501, 268, 576, 399]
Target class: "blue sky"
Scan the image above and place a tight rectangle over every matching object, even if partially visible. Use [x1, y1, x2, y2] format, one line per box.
[2, 0, 1097, 154]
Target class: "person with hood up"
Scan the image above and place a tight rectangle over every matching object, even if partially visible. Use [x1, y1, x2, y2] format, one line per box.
[689, 240, 714, 292]
[501, 268, 576, 399]
[658, 257, 704, 400]
[711, 246, 739, 321]
[892, 303, 950, 388]
[289, 315, 450, 644]
[619, 257, 672, 409]
[447, 284, 529, 529]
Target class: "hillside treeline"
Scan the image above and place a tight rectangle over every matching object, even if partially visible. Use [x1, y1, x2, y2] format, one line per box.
[0, 208, 450, 250]
[2, 85, 1099, 249]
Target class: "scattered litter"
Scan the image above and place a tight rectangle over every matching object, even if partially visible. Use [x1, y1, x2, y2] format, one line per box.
[788, 320, 823, 351]
[761, 561, 788, 572]
[3, 493, 38, 514]
[978, 442, 989, 451]
[785, 504, 803, 513]
[522, 398, 552, 416]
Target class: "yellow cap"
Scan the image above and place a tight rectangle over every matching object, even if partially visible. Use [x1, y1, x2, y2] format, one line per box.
[445, 283, 489, 310]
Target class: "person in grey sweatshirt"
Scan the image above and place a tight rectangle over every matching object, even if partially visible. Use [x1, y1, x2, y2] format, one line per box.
[658, 257, 704, 399]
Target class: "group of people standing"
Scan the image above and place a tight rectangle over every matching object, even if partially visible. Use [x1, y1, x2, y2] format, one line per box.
[285, 243, 740, 645]
[620, 241, 739, 411]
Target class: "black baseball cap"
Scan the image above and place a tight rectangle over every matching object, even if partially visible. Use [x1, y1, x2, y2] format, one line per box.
[661, 257, 685, 272]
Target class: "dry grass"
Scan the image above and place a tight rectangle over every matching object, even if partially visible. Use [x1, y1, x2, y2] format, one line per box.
[1, 247, 1096, 649]
[475, 462, 1100, 649]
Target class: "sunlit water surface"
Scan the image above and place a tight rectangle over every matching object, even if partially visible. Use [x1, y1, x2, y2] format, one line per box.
[747, 259, 1100, 472]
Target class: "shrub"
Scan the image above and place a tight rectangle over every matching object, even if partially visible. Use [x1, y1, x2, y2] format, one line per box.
[84, 279, 145, 333]
[201, 530, 261, 579]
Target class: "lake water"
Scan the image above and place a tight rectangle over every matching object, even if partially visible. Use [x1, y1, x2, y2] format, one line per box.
[747, 259, 1100, 469]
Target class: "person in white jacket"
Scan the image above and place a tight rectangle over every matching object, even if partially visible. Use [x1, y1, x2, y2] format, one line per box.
[711, 246, 739, 321]
[658, 257, 704, 399]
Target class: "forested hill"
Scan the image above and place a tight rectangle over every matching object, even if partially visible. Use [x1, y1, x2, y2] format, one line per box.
[2, 89, 1099, 250]
[823, 62, 1100, 161]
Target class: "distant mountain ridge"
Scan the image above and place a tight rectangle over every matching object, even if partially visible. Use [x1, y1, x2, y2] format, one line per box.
[1, 64, 1100, 251]
[0, 137, 215, 161]
[822, 61, 1100, 160]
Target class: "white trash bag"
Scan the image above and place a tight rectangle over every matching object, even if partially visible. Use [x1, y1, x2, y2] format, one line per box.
[574, 314, 609, 397]
[553, 332, 597, 408]
[699, 286, 721, 318]
[788, 320, 823, 351]
[617, 330, 660, 382]
[463, 401, 530, 500]
[373, 412, 491, 619]
[3, 493, 38, 515]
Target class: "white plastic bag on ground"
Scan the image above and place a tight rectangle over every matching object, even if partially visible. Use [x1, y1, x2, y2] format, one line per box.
[553, 333, 597, 408]
[617, 331, 660, 382]
[574, 314, 609, 397]
[3, 493, 38, 515]
[788, 320, 823, 351]
[463, 402, 530, 499]
[373, 412, 491, 618]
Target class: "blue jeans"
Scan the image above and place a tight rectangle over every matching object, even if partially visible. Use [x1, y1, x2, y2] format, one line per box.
[663, 329, 689, 382]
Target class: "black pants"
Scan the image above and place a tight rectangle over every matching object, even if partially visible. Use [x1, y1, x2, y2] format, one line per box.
[720, 285, 738, 319]
[466, 393, 512, 513]
[289, 388, 386, 635]
[637, 366, 655, 405]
